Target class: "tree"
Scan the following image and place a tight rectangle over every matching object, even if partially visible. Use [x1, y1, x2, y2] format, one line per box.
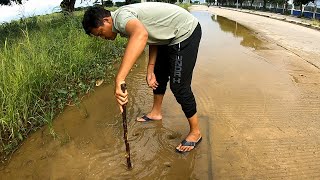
[0, 0, 76, 12]
[294, 0, 314, 16]
[234, 0, 244, 8]
[0, 0, 82, 13]
[269, 0, 281, 12]
[0, 0, 22, 5]
[250, 0, 255, 9]
[283, 0, 289, 14]
[217, 0, 227, 6]
[125, 0, 132, 4]
[263, 0, 268, 10]
[1, 0, 140, 12]
[60, 0, 77, 12]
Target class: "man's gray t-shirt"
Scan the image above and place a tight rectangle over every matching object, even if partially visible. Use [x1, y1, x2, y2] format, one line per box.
[111, 2, 198, 46]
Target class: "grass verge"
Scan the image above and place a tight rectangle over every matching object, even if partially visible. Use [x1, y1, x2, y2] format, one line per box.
[0, 10, 126, 162]
[310, 19, 320, 27]
[179, 3, 192, 11]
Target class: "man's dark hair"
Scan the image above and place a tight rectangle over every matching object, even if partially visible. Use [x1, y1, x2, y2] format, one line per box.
[82, 6, 111, 35]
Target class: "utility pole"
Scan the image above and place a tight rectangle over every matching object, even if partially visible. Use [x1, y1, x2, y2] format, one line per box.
[236, 0, 239, 8]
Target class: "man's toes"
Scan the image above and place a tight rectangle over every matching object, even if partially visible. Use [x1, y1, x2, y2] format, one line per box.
[176, 144, 196, 152]
[182, 146, 189, 152]
[136, 116, 147, 122]
[181, 146, 194, 152]
[177, 145, 186, 152]
[187, 146, 194, 152]
[181, 146, 188, 152]
[178, 146, 184, 152]
[176, 144, 182, 151]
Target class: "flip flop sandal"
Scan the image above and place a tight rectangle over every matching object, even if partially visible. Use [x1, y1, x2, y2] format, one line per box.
[136, 114, 161, 122]
[176, 137, 202, 153]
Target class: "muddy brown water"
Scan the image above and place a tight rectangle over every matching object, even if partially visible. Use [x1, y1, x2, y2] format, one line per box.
[1, 11, 320, 179]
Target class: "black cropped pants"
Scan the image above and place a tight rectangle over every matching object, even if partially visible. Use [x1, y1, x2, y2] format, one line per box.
[153, 23, 202, 118]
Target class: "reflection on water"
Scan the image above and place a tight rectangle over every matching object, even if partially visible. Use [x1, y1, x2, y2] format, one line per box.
[212, 15, 264, 50]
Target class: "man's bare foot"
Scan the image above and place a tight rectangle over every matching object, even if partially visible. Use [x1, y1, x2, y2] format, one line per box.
[176, 132, 202, 152]
[136, 113, 162, 122]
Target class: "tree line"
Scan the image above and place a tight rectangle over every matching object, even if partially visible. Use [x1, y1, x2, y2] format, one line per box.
[0, 0, 135, 12]
[209, 0, 314, 12]
[0, 0, 316, 18]
[1, 0, 315, 10]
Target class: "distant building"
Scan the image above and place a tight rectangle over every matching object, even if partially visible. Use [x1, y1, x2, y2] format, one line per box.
[311, 0, 320, 6]
[312, 0, 320, 6]
[288, 0, 320, 6]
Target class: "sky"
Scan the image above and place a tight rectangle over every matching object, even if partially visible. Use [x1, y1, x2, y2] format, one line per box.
[0, 0, 94, 23]
[1, 0, 319, 23]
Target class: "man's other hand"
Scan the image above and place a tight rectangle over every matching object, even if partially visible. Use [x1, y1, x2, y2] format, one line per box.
[146, 72, 159, 90]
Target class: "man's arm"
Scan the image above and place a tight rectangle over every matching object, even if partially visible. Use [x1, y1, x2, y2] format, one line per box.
[115, 19, 148, 112]
[148, 45, 157, 66]
[146, 45, 159, 90]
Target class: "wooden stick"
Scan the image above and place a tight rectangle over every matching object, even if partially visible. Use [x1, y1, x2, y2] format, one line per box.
[121, 83, 132, 169]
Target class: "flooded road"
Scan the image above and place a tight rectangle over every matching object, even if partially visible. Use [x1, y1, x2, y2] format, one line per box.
[1, 11, 320, 179]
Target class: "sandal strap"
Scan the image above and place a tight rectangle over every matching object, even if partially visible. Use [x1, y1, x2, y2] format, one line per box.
[141, 115, 153, 121]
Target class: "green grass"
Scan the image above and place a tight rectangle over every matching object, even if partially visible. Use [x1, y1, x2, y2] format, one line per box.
[179, 3, 191, 11]
[0, 10, 126, 159]
[311, 19, 320, 27]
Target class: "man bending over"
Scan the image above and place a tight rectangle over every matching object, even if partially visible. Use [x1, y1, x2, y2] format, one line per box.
[82, 2, 202, 152]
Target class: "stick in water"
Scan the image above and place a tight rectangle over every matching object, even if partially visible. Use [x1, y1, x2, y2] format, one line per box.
[121, 83, 132, 169]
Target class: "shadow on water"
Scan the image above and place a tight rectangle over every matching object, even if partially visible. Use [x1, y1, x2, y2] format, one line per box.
[212, 14, 265, 50]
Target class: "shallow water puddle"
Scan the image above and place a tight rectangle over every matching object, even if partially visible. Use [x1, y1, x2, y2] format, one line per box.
[2, 11, 320, 179]
[0, 11, 265, 180]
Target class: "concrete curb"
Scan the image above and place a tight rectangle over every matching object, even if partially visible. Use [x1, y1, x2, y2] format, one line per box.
[220, 7, 320, 31]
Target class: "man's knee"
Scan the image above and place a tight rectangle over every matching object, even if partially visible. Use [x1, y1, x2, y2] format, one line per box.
[170, 83, 182, 98]
[154, 85, 167, 94]
[170, 84, 197, 118]
[170, 83, 189, 103]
